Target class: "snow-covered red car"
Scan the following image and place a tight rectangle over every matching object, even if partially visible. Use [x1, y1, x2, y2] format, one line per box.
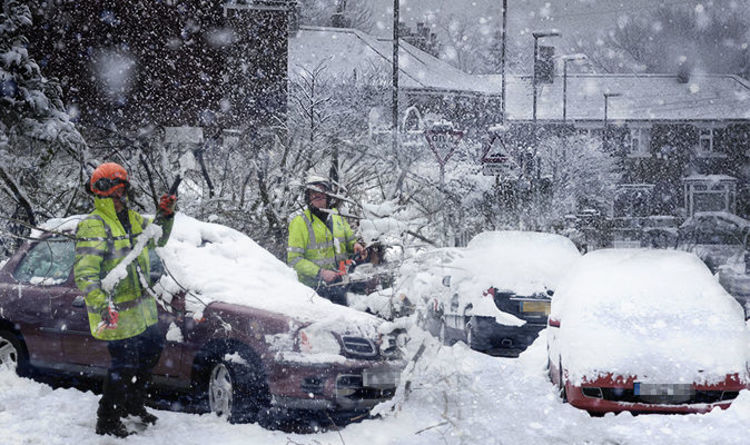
[0, 214, 403, 425]
[547, 248, 750, 414]
[419, 231, 581, 356]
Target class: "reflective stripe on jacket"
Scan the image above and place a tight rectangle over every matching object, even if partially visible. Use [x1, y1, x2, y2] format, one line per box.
[74, 196, 173, 341]
[287, 208, 355, 287]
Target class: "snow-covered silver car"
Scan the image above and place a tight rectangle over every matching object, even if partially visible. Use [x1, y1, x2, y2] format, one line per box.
[420, 231, 581, 356]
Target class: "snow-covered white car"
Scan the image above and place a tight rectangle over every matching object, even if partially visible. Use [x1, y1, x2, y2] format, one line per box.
[421, 231, 581, 356]
[547, 248, 750, 414]
[0, 214, 403, 426]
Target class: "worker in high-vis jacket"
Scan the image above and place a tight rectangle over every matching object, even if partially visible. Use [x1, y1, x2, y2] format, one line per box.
[74, 162, 176, 438]
[287, 175, 365, 305]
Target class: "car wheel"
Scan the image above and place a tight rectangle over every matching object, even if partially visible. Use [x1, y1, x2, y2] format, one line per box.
[208, 363, 234, 419]
[203, 348, 271, 425]
[0, 330, 28, 376]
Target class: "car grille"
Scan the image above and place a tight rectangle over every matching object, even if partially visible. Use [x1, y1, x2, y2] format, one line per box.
[583, 387, 739, 405]
[341, 336, 377, 359]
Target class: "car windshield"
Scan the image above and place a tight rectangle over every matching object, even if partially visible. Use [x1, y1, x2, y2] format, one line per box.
[14, 237, 75, 285]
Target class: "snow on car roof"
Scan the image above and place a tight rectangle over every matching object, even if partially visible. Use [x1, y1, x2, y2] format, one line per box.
[154, 214, 382, 331]
[552, 248, 748, 384]
[459, 231, 581, 296]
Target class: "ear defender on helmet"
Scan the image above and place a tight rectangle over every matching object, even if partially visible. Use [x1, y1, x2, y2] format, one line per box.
[90, 162, 130, 197]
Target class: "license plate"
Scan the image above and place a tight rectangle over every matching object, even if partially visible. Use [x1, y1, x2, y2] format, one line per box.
[362, 367, 399, 389]
[634, 382, 695, 396]
[521, 301, 550, 315]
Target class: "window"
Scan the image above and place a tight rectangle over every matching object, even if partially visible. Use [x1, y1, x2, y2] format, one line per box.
[698, 128, 713, 154]
[14, 238, 75, 285]
[576, 127, 603, 139]
[628, 127, 651, 156]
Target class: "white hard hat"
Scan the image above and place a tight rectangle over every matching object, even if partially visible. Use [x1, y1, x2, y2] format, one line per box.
[305, 174, 330, 193]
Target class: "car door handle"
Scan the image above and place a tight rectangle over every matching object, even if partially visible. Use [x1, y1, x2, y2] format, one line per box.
[72, 295, 86, 308]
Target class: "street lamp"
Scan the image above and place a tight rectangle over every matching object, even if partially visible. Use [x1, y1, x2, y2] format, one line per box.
[603, 92, 622, 126]
[561, 54, 587, 122]
[532, 30, 561, 122]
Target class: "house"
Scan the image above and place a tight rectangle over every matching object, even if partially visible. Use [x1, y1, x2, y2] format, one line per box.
[481, 72, 750, 222]
[288, 26, 503, 140]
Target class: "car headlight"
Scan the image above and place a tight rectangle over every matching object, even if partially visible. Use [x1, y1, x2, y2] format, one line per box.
[297, 328, 341, 355]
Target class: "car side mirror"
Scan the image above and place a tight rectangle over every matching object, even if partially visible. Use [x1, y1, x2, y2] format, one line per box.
[547, 289, 554, 297]
[442, 275, 451, 287]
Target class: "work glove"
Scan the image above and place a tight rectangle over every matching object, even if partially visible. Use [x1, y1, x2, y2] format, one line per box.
[158, 194, 177, 218]
[96, 305, 120, 334]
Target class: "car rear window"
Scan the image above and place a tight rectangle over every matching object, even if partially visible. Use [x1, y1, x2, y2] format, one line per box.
[14, 238, 75, 285]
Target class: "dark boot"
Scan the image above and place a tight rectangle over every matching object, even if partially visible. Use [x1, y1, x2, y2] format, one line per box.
[96, 416, 131, 438]
[129, 406, 158, 425]
[98, 370, 131, 437]
[126, 371, 158, 425]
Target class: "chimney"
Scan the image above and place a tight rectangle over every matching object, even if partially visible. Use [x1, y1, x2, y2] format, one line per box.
[677, 58, 692, 83]
[677, 65, 690, 83]
[535, 45, 555, 84]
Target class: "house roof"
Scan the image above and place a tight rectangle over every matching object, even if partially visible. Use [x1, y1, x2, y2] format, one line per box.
[479, 73, 750, 122]
[289, 26, 750, 123]
[289, 26, 497, 95]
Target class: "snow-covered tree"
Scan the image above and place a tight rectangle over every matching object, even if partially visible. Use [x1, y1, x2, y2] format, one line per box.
[0, 0, 86, 253]
[571, 2, 750, 78]
[536, 133, 620, 219]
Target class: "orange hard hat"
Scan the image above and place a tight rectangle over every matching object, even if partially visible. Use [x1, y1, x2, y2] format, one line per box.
[90, 162, 129, 197]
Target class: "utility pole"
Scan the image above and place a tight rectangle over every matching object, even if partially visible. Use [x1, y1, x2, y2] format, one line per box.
[392, 0, 400, 154]
[500, 0, 507, 124]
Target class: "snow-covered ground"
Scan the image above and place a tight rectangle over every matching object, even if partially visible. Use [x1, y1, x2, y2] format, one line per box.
[3, 326, 750, 445]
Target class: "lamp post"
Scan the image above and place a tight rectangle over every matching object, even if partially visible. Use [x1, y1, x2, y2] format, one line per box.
[561, 54, 587, 122]
[532, 30, 561, 122]
[603, 92, 622, 126]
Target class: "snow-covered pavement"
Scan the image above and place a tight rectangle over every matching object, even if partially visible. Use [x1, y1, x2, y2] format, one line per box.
[1, 328, 750, 445]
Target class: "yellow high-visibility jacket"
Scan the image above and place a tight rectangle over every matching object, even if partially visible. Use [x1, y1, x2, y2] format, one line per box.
[74, 196, 173, 340]
[287, 208, 355, 288]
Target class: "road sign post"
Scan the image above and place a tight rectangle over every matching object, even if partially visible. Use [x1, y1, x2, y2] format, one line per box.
[424, 121, 464, 186]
